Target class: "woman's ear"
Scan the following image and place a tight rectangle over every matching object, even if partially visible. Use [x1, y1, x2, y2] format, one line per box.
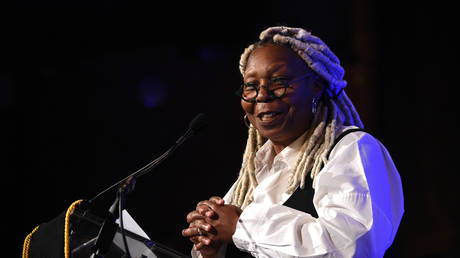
[312, 75, 326, 97]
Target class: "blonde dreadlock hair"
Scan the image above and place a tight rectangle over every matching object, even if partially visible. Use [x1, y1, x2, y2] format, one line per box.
[231, 26, 364, 209]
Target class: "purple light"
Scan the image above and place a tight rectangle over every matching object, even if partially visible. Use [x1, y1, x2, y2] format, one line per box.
[138, 77, 167, 109]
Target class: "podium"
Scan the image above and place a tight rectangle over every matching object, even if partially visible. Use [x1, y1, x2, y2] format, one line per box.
[69, 208, 189, 258]
[25, 204, 189, 258]
[24, 115, 206, 258]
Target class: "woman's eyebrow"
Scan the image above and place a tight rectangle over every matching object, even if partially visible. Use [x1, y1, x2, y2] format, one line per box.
[244, 63, 289, 78]
[267, 63, 289, 75]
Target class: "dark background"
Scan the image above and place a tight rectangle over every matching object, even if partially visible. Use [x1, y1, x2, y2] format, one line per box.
[2, 1, 458, 257]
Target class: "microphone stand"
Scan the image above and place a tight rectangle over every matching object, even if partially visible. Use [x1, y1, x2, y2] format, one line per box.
[89, 113, 206, 258]
[90, 176, 135, 258]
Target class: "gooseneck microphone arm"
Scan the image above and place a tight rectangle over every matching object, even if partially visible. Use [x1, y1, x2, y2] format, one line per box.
[88, 113, 207, 258]
[88, 113, 207, 204]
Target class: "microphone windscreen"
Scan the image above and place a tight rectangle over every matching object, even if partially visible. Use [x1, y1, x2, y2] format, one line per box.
[189, 113, 207, 134]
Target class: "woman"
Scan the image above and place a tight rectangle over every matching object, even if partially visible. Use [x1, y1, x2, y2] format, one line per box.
[182, 26, 404, 257]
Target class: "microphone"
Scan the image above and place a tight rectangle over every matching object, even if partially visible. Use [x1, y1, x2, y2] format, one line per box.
[175, 112, 207, 145]
[189, 112, 207, 132]
[88, 113, 207, 204]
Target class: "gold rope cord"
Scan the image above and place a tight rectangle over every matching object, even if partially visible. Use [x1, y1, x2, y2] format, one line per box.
[22, 226, 39, 258]
[22, 199, 84, 258]
[64, 199, 84, 258]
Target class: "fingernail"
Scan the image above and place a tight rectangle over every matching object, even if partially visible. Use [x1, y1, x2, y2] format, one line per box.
[205, 239, 210, 245]
[206, 211, 213, 217]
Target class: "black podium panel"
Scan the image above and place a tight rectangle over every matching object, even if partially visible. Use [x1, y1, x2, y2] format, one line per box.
[70, 209, 189, 258]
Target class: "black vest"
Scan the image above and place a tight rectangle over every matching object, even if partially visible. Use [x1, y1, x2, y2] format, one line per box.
[226, 128, 365, 257]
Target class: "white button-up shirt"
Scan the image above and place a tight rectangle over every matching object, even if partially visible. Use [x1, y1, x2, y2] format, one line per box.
[193, 126, 404, 258]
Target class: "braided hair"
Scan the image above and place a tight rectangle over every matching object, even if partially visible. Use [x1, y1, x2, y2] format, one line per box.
[231, 26, 364, 209]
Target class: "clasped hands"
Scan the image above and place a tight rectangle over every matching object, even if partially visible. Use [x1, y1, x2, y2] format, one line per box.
[182, 196, 242, 257]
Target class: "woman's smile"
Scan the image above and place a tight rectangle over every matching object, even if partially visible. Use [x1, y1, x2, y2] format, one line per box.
[256, 110, 283, 124]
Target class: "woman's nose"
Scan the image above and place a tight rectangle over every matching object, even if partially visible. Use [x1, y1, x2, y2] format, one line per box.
[256, 83, 274, 103]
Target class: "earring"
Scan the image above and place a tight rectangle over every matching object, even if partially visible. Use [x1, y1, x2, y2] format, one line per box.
[243, 114, 251, 128]
[312, 97, 319, 114]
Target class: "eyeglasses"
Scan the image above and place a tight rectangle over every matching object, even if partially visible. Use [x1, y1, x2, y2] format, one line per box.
[235, 73, 313, 103]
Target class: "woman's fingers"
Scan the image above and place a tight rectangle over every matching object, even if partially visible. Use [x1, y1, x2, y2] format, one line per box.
[182, 197, 226, 251]
[190, 197, 225, 219]
[182, 219, 214, 238]
[183, 227, 213, 251]
[189, 235, 212, 251]
[186, 210, 206, 223]
[196, 204, 214, 217]
[196, 200, 221, 214]
[182, 226, 206, 237]
[182, 198, 226, 255]
[193, 235, 214, 251]
[209, 196, 225, 205]
[194, 240, 205, 250]
[197, 200, 221, 219]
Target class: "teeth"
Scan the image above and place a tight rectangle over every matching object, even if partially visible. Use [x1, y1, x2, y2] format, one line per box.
[260, 112, 278, 119]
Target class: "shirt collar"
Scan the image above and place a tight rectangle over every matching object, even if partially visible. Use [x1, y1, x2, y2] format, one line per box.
[255, 130, 310, 172]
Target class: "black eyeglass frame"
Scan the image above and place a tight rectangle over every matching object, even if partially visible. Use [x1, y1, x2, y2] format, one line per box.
[235, 73, 314, 103]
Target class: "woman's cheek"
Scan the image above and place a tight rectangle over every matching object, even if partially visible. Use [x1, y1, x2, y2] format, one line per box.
[241, 100, 254, 114]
